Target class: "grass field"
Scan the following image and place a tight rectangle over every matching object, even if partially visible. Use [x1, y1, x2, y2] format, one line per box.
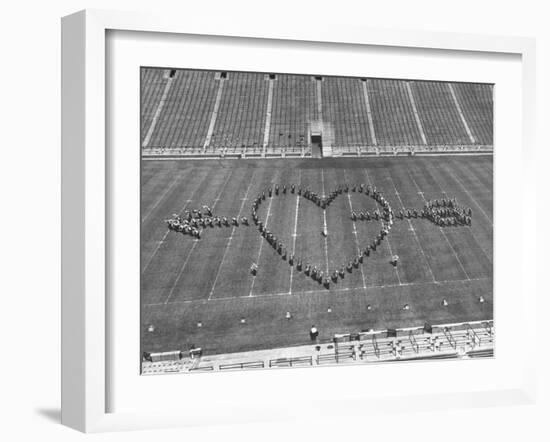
[141, 155, 493, 355]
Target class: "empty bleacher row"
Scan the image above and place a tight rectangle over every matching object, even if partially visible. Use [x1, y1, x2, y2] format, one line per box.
[140, 68, 168, 141]
[140, 68, 493, 157]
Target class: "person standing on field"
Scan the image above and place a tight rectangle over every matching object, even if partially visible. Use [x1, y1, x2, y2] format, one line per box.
[310, 325, 319, 343]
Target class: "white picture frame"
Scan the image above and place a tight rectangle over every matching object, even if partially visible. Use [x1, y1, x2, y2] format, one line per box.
[61, 9, 537, 433]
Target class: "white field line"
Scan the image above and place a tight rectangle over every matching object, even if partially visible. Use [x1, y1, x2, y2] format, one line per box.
[248, 175, 279, 297]
[344, 170, 368, 293]
[364, 169, 402, 285]
[146, 276, 491, 306]
[386, 173, 437, 283]
[406, 169, 471, 280]
[288, 169, 302, 294]
[320, 169, 329, 274]
[141, 175, 180, 223]
[142, 172, 209, 273]
[427, 165, 492, 264]
[405, 82, 428, 145]
[448, 83, 476, 144]
[207, 172, 256, 299]
[202, 79, 225, 151]
[162, 242, 199, 305]
[142, 75, 173, 148]
[162, 170, 235, 304]
[262, 79, 275, 153]
[444, 165, 493, 226]
[362, 80, 377, 146]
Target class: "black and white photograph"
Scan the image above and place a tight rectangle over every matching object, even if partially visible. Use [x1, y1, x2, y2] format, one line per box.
[140, 68, 494, 374]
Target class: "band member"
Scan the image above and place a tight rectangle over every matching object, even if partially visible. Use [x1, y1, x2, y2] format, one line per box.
[241, 216, 248, 225]
[291, 184, 295, 194]
[339, 267, 345, 278]
[275, 185, 279, 196]
[232, 217, 238, 226]
[283, 185, 287, 194]
[351, 211, 357, 221]
[250, 262, 258, 275]
[268, 187, 272, 197]
[391, 255, 399, 267]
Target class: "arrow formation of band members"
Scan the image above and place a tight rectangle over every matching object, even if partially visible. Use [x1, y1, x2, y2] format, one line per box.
[165, 183, 473, 289]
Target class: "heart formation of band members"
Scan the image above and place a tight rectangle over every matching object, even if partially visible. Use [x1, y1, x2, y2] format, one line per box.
[165, 183, 473, 289]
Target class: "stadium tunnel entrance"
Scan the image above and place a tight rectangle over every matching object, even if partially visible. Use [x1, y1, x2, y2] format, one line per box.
[311, 134, 323, 158]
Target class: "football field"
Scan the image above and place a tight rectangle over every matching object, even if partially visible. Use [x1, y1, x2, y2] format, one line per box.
[141, 155, 493, 355]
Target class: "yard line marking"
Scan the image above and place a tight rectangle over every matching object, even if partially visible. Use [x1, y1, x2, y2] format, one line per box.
[147, 276, 491, 306]
[248, 173, 279, 297]
[320, 169, 330, 274]
[262, 78, 275, 155]
[142, 74, 173, 148]
[448, 83, 476, 144]
[289, 169, 302, 294]
[405, 82, 428, 145]
[406, 169, 471, 280]
[162, 242, 199, 305]
[364, 169, 403, 285]
[208, 171, 256, 300]
[162, 170, 235, 304]
[386, 173, 437, 283]
[361, 79, 378, 146]
[444, 165, 493, 226]
[202, 77, 225, 151]
[141, 175, 180, 224]
[344, 170, 368, 294]
[142, 169, 215, 273]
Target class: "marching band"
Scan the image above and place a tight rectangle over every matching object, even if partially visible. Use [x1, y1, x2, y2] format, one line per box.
[164, 183, 472, 290]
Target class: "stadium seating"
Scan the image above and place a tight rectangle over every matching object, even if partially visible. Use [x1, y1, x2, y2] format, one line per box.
[140, 68, 167, 141]
[141, 69, 494, 156]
